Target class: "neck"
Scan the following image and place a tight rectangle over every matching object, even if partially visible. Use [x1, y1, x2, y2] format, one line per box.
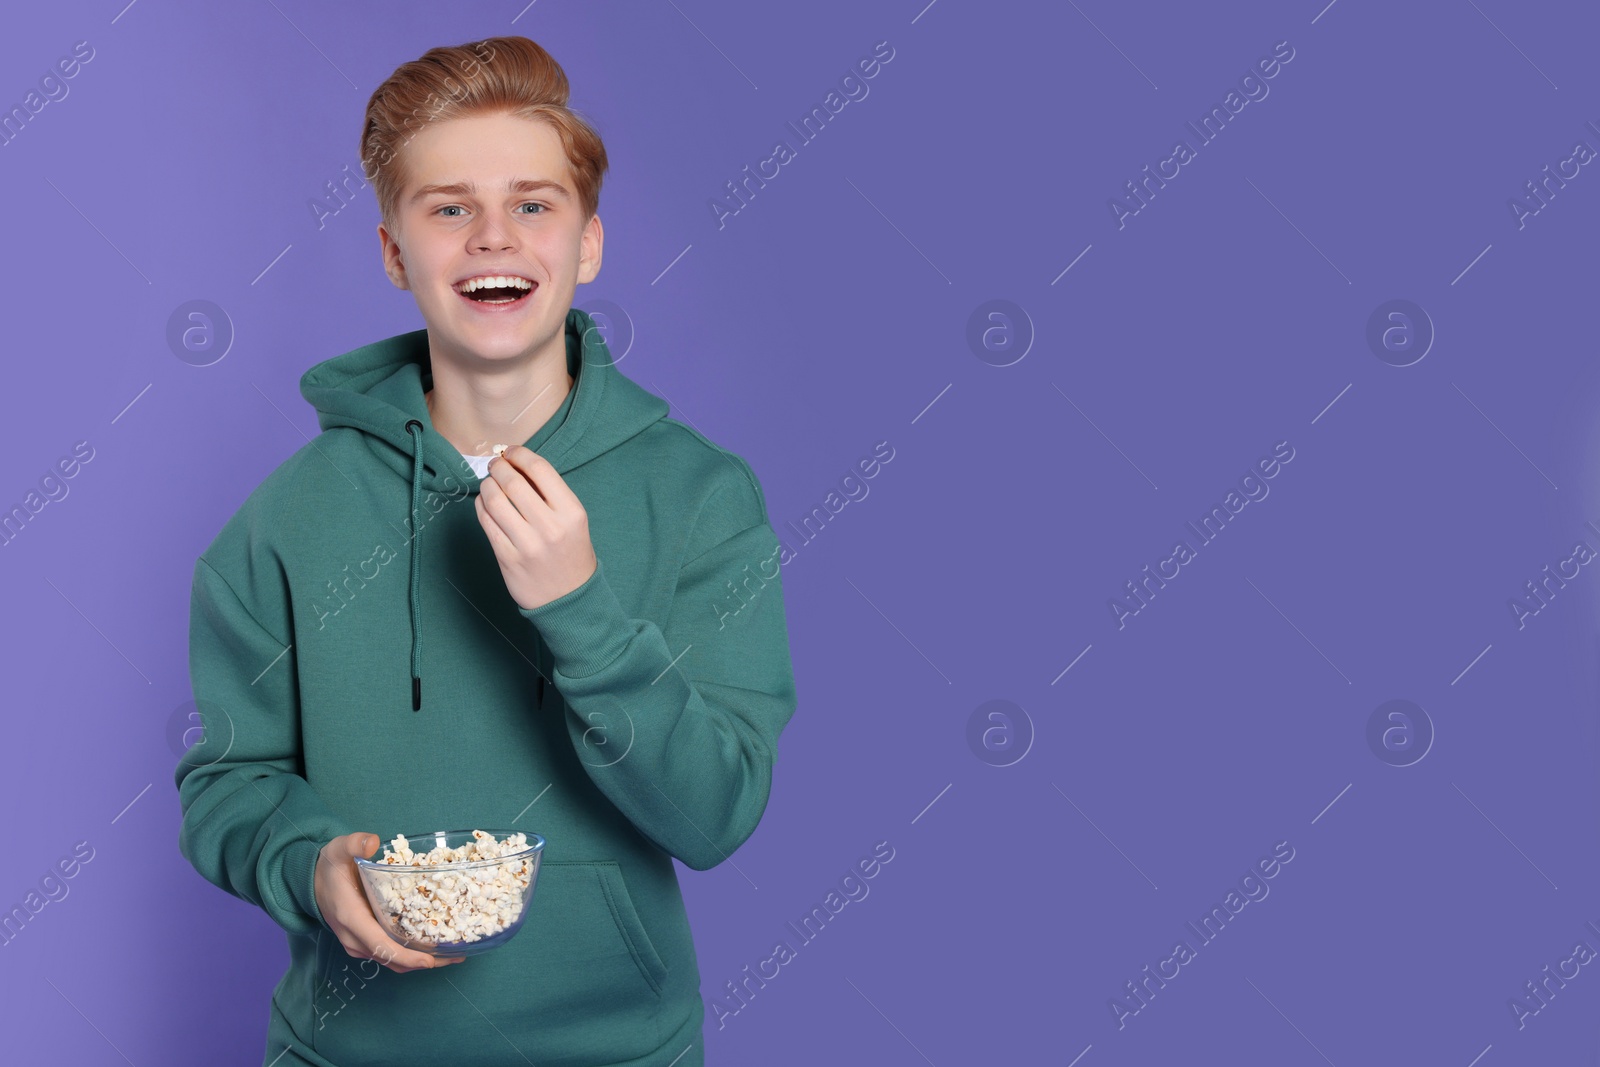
[423, 334, 573, 457]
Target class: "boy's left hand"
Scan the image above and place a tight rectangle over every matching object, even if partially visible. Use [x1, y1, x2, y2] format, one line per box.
[475, 445, 598, 612]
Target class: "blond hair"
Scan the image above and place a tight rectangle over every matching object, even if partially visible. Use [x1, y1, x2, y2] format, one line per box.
[359, 36, 608, 227]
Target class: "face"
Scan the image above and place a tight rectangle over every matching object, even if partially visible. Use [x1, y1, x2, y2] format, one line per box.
[377, 111, 602, 367]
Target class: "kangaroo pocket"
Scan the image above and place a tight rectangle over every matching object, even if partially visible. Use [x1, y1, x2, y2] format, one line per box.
[308, 860, 670, 1067]
[519, 859, 669, 997]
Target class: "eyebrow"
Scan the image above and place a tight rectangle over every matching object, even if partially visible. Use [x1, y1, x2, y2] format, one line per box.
[409, 178, 572, 204]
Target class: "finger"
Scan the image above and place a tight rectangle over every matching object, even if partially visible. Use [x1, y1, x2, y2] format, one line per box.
[486, 454, 559, 535]
[475, 493, 517, 558]
[338, 909, 440, 972]
[330, 834, 377, 893]
[365, 934, 442, 973]
[331, 832, 377, 860]
[367, 936, 465, 971]
[478, 477, 541, 556]
[494, 447, 549, 504]
[503, 447, 581, 513]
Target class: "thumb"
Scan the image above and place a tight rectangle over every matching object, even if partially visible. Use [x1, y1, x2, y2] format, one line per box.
[352, 832, 379, 857]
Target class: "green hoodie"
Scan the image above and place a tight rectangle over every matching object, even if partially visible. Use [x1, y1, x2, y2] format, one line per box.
[175, 308, 797, 1067]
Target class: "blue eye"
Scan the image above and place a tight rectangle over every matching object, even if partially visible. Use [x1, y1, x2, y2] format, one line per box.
[517, 203, 546, 215]
[437, 205, 464, 217]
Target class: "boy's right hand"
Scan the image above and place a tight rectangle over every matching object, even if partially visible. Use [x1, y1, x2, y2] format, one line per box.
[313, 832, 465, 973]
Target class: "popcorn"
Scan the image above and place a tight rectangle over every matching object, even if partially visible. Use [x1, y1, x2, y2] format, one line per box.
[371, 830, 534, 947]
[491, 443, 508, 460]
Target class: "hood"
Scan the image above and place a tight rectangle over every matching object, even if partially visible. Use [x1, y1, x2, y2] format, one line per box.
[298, 307, 668, 711]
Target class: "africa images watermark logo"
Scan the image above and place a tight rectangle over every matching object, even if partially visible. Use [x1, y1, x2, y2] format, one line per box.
[166, 698, 235, 767]
[577, 706, 634, 768]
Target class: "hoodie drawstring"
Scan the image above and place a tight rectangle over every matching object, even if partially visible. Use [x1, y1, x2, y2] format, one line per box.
[404, 418, 425, 711]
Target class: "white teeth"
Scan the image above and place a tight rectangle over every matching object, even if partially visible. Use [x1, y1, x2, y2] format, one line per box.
[457, 275, 534, 294]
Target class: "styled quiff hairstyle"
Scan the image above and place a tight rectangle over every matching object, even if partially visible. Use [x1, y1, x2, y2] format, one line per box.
[359, 36, 608, 228]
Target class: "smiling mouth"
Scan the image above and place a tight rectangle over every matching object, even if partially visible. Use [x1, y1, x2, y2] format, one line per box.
[456, 276, 537, 306]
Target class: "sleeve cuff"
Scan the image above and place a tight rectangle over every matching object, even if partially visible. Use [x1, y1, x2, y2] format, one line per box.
[282, 837, 326, 929]
[517, 558, 635, 679]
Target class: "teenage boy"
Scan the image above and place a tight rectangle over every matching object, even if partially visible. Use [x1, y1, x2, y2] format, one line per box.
[175, 35, 797, 1067]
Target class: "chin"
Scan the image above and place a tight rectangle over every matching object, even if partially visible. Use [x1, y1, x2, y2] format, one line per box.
[444, 319, 556, 361]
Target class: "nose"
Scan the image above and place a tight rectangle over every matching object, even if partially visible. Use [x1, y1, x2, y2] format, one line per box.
[470, 214, 515, 253]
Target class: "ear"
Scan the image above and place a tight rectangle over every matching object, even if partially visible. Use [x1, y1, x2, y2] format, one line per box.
[377, 220, 410, 290]
[576, 212, 603, 285]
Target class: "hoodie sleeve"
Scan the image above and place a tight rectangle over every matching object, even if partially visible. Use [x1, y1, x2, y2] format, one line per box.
[518, 460, 797, 870]
[174, 555, 356, 938]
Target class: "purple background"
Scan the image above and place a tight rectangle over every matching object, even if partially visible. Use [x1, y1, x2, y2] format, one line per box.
[3, 0, 1599, 1063]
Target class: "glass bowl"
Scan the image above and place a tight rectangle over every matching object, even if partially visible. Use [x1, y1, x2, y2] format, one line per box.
[354, 829, 545, 958]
